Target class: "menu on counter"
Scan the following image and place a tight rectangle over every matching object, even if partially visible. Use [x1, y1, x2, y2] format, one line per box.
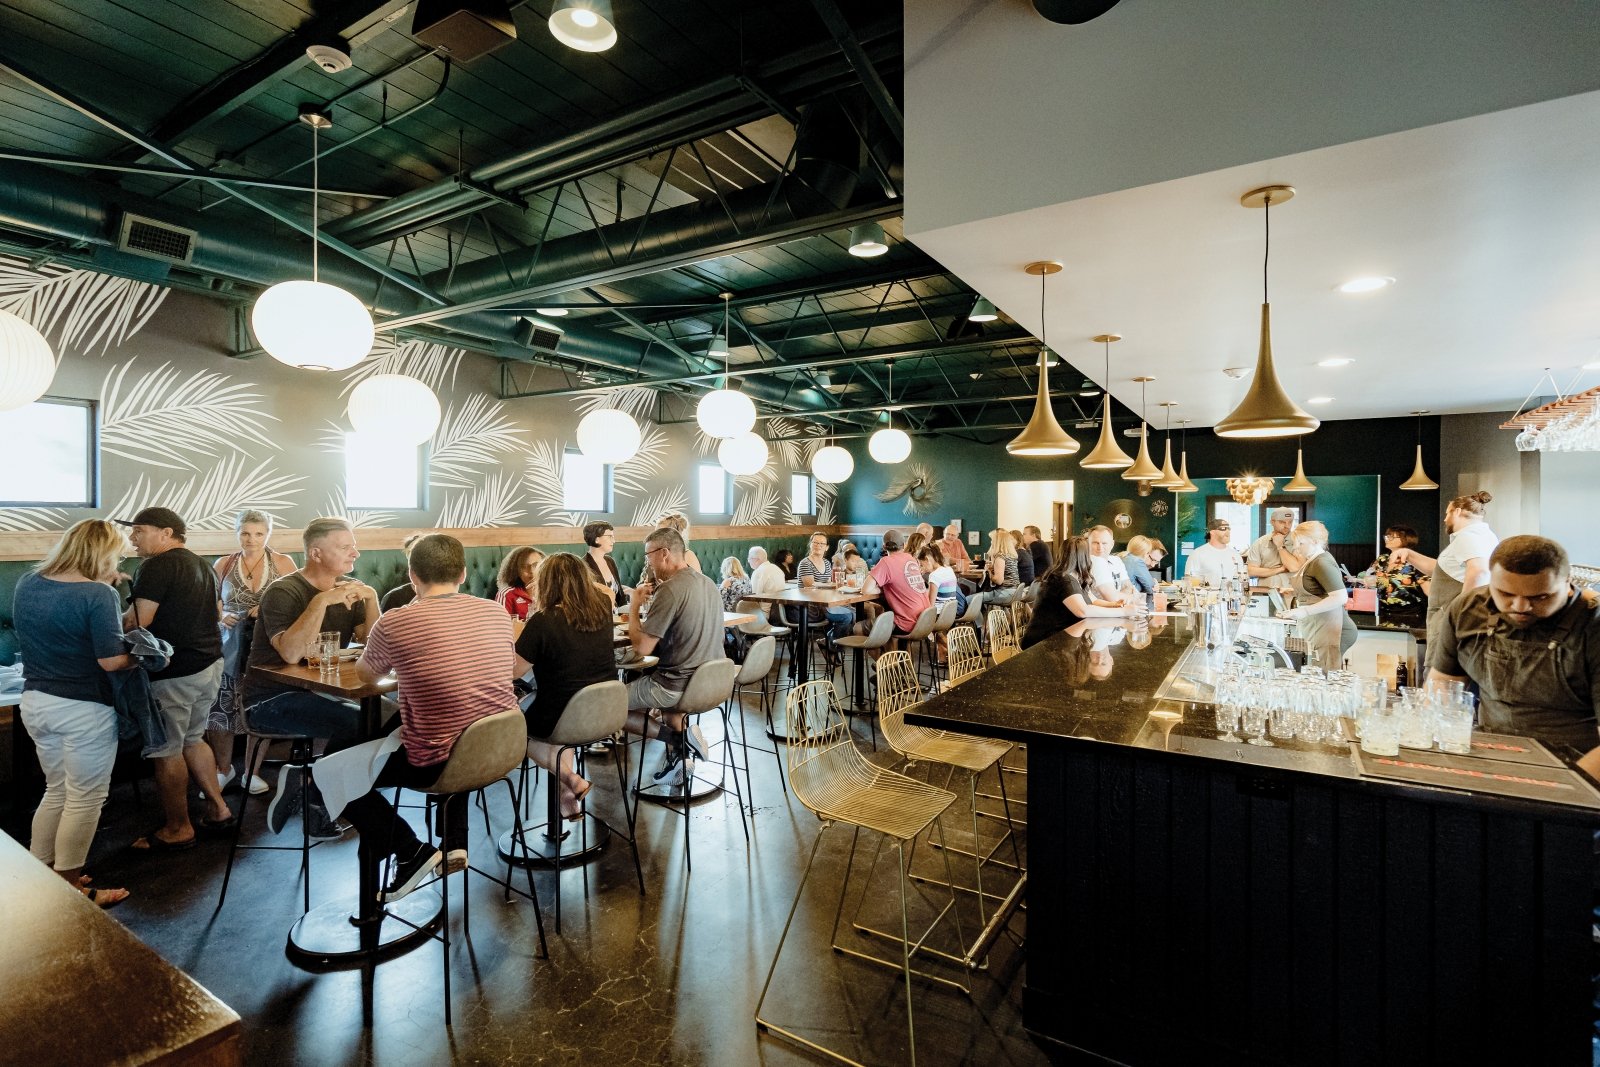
[1353, 741, 1600, 809]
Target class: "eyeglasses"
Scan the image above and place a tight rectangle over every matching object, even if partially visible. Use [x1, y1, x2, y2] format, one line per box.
[1213, 525, 1230, 531]
[645, 546, 668, 558]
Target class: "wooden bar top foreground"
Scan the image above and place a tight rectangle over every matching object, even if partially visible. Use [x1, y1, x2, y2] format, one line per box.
[0, 831, 242, 1065]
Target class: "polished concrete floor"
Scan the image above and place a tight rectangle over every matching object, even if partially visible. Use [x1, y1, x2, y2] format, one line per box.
[8, 683, 1053, 1067]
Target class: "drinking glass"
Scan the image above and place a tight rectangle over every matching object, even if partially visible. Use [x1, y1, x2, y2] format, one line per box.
[1214, 699, 1242, 743]
[317, 630, 340, 676]
[1398, 701, 1434, 749]
[1242, 687, 1272, 747]
[1436, 707, 1473, 755]
[1360, 705, 1401, 756]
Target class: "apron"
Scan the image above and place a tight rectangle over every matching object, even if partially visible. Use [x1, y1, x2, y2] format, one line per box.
[1425, 566, 1464, 649]
[1292, 557, 1357, 671]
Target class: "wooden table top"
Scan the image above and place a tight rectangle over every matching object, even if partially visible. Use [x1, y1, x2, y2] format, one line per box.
[248, 660, 398, 700]
[612, 611, 756, 647]
[739, 586, 877, 607]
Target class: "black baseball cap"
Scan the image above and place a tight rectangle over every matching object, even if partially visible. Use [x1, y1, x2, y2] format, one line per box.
[116, 507, 187, 539]
[1206, 517, 1230, 532]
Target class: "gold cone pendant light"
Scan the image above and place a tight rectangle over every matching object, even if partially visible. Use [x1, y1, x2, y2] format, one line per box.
[1284, 442, 1317, 492]
[1215, 186, 1320, 439]
[1008, 261, 1079, 456]
[1081, 334, 1134, 469]
[1153, 401, 1182, 488]
[1172, 419, 1199, 492]
[1123, 376, 1164, 481]
[1400, 410, 1439, 490]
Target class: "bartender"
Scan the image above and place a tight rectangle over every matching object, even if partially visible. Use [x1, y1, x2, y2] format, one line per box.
[1427, 535, 1600, 773]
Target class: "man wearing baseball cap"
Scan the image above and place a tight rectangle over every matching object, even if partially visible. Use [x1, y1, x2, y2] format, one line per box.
[1184, 517, 1247, 587]
[118, 507, 232, 850]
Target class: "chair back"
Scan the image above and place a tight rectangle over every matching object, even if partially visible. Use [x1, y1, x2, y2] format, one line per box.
[736, 599, 786, 635]
[427, 709, 527, 794]
[875, 650, 924, 755]
[1010, 598, 1033, 636]
[987, 607, 1018, 656]
[861, 609, 897, 649]
[955, 592, 984, 629]
[783, 680, 870, 819]
[932, 599, 958, 634]
[674, 657, 739, 715]
[544, 680, 628, 747]
[991, 645, 1019, 665]
[946, 627, 984, 686]
[736, 635, 776, 684]
[903, 605, 937, 641]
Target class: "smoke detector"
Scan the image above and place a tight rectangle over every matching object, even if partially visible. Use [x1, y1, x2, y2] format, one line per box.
[1222, 366, 1249, 379]
[306, 39, 353, 74]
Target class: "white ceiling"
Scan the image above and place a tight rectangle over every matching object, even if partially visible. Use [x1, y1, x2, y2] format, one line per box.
[909, 90, 1600, 428]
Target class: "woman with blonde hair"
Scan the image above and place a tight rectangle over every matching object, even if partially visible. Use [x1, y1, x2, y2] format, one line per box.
[718, 556, 751, 612]
[12, 520, 135, 906]
[207, 509, 296, 796]
[979, 528, 1021, 606]
[513, 553, 618, 820]
[1277, 520, 1358, 670]
[496, 546, 545, 620]
[656, 512, 701, 573]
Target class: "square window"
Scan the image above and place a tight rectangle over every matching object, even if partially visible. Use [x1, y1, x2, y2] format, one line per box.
[697, 463, 731, 515]
[790, 472, 815, 516]
[346, 433, 422, 509]
[0, 398, 96, 507]
[562, 448, 611, 512]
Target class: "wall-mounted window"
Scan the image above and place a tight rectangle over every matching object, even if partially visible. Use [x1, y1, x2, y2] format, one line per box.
[346, 433, 423, 510]
[696, 462, 732, 516]
[790, 472, 815, 517]
[562, 448, 612, 513]
[0, 397, 97, 507]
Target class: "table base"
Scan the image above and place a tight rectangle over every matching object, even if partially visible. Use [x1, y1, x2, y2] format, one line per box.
[495, 815, 609, 867]
[285, 890, 441, 971]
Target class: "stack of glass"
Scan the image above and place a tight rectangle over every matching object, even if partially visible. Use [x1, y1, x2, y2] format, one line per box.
[1210, 663, 1370, 748]
[1356, 682, 1476, 757]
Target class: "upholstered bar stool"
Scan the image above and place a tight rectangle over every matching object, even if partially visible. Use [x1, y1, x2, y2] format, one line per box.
[927, 600, 959, 691]
[833, 609, 896, 748]
[729, 635, 785, 801]
[632, 657, 740, 873]
[216, 726, 322, 914]
[892, 605, 938, 695]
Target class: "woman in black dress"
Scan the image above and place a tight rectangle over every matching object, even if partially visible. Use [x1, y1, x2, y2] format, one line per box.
[514, 553, 618, 820]
[1021, 536, 1141, 649]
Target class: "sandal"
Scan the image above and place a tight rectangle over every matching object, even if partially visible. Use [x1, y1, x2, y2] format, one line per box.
[560, 780, 592, 822]
[198, 815, 237, 835]
[83, 885, 130, 908]
[131, 831, 196, 852]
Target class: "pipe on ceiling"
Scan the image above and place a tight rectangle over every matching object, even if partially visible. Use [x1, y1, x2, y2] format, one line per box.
[0, 162, 852, 419]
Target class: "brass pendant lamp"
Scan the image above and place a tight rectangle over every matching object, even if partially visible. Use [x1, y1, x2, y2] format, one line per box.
[1153, 401, 1182, 488]
[1007, 261, 1080, 456]
[1400, 409, 1439, 490]
[1284, 441, 1317, 492]
[1214, 185, 1320, 439]
[1122, 376, 1165, 481]
[1080, 334, 1134, 468]
[1172, 419, 1199, 492]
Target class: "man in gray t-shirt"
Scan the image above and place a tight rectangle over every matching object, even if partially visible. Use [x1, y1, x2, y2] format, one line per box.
[622, 527, 727, 783]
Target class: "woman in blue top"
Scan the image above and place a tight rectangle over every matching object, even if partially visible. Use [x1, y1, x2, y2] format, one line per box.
[13, 520, 135, 906]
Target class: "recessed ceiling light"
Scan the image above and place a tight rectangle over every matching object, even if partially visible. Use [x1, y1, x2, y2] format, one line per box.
[1316, 357, 1354, 368]
[535, 307, 569, 317]
[1337, 276, 1394, 294]
[1222, 367, 1248, 380]
[1307, 396, 1334, 405]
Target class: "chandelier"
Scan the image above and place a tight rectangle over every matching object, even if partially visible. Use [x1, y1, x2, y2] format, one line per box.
[1225, 475, 1275, 506]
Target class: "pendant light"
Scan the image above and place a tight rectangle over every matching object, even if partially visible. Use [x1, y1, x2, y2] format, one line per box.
[347, 373, 441, 446]
[1284, 441, 1317, 492]
[696, 293, 756, 438]
[1007, 261, 1079, 456]
[1400, 409, 1439, 490]
[1080, 334, 1134, 469]
[1172, 419, 1199, 492]
[868, 361, 912, 463]
[1214, 185, 1319, 438]
[252, 108, 374, 372]
[812, 434, 854, 483]
[968, 297, 998, 323]
[0, 308, 55, 411]
[549, 0, 617, 51]
[1122, 376, 1164, 481]
[718, 430, 769, 476]
[576, 405, 643, 464]
[848, 222, 889, 258]
[1152, 401, 1181, 488]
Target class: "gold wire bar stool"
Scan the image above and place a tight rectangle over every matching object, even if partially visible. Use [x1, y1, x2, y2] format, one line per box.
[755, 680, 965, 1067]
[876, 652, 1022, 958]
[986, 608, 1019, 665]
[940, 626, 985, 692]
[1009, 597, 1033, 641]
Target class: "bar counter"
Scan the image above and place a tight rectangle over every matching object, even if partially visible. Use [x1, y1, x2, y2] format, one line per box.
[908, 616, 1600, 1066]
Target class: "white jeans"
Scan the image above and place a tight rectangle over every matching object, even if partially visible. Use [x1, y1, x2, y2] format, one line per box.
[21, 690, 119, 871]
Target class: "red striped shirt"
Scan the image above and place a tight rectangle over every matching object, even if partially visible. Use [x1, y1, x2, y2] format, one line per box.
[362, 593, 517, 766]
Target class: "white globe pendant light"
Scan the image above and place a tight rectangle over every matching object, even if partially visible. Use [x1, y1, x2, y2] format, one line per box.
[811, 443, 854, 483]
[252, 110, 374, 372]
[0, 308, 56, 411]
[346, 373, 440, 445]
[867, 360, 911, 464]
[576, 406, 642, 464]
[549, 0, 617, 51]
[695, 291, 755, 437]
[718, 431, 769, 475]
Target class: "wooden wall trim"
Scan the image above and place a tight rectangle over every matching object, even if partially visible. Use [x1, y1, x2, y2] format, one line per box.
[0, 524, 846, 562]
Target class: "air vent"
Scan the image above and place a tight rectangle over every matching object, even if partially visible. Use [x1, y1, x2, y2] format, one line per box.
[527, 325, 562, 351]
[117, 213, 197, 264]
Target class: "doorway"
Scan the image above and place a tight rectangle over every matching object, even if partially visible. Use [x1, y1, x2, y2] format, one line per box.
[998, 480, 1073, 540]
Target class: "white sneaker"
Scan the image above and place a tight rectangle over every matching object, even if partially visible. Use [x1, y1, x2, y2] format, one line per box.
[217, 767, 237, 791]
[246, 774, 270, 795]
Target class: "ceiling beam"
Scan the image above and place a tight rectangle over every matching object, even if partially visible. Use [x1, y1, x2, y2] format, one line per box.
[0, 149, 391, 199]
[810, 0, 904, 145]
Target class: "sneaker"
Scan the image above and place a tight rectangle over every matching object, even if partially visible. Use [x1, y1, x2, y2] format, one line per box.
[383, 844, 442, 902]
[266, 766, 304, 835]
[445, 849, 468, 875]
[246, 774, 270, 796]
[653, 745, 688, 786]
[683, 723, 711, 762]
[306, 803, 345, 843]
[217, 766, 237, 792]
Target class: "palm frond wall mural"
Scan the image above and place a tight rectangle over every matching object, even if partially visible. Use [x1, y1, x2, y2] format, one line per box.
[0, 269, 844, 535]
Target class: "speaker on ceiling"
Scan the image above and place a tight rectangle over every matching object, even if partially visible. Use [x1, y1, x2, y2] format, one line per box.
[412, 0, 518, 62]
[1033, 0, 1123, 25]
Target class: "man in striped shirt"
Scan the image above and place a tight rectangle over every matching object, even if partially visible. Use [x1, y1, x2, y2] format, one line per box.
[344, 534, 517, 901]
